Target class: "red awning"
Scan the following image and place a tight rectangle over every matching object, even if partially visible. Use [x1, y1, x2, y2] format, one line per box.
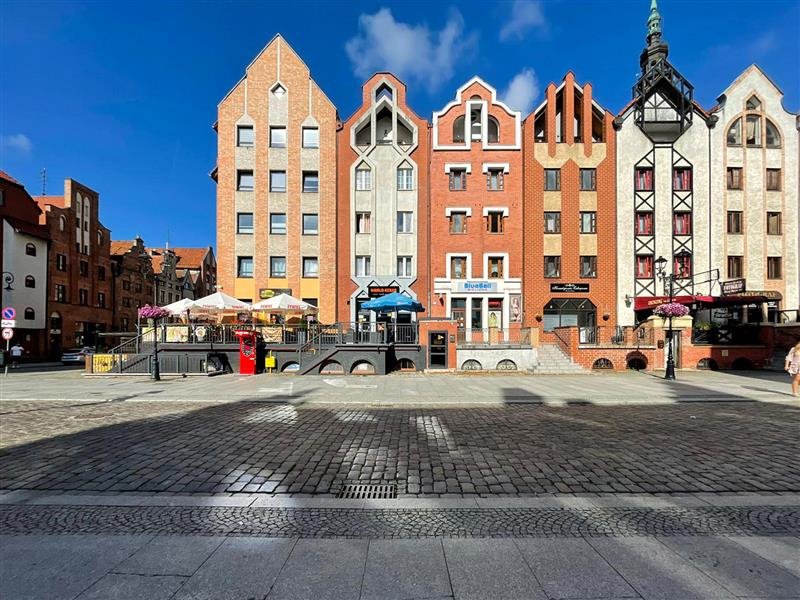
[634, 295, 713, 311]
[709, 291, 782, 306]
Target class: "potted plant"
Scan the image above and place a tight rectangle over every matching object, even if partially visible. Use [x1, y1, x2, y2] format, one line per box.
[138, 304, 170, 380]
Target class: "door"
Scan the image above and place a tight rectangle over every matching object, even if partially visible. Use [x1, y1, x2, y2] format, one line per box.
[428, 331, 447, 368]
[666, 330, 682, 369]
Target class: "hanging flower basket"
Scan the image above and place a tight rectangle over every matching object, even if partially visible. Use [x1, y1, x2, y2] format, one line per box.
[653, 302, 689, 318]
[138, 304, 171, 320]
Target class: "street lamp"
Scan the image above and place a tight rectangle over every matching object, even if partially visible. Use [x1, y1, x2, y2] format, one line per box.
[655, 256, 676, 380]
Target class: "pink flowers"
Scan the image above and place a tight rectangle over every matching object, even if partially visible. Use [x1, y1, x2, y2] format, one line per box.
[653, 302, 690, 318]
[138, 305, 171, 320]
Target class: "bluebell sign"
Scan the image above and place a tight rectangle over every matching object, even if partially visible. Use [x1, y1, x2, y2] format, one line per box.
[456, 281, 498, 293]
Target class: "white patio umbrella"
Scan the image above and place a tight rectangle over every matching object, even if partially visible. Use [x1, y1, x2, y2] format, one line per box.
[251, 293, 317, 313]
[161, 297, 194, 316]
[190, 291, 252, 312]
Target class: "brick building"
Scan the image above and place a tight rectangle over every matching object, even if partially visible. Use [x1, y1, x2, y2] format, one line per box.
[522, 72, 617, 334]
[35, 179, 113, 353]
[0, 171, 50, 358]
[214, 34, 338, 323]
[110, 237, 154, 332]
[336, 74, 430, 324]
[169, 246, 217, 299]
[146, 247, 182, 306]
[430, 77, 524, 341]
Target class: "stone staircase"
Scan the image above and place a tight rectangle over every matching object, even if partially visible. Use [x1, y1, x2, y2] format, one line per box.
[531, 344, 589, 374]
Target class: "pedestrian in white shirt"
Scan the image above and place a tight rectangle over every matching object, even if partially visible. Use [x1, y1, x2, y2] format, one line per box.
[9, 343, 24, 369]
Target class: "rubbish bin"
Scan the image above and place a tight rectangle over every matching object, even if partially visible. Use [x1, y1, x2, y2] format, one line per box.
[234, 330, 262, 375]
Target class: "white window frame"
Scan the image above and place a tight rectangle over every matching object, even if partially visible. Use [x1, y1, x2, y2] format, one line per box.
[444, 163, 472, 174]
[397, 211, 413, 234]
[397, 167, 413, 191]
[481, 163, 509, 174]
[355, 168, 372, 191]
[355, 212, 371, 234]
[355, 255, 372, 277]
[397, 256, 413, 278]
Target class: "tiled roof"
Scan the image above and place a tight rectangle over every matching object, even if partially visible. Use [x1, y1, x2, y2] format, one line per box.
[110, 240, 136, 256]
[0, 170, 22, 185]
[33, 195, 67, 209]
[3, 216, 50, 240]
[150, 247, 209, 269]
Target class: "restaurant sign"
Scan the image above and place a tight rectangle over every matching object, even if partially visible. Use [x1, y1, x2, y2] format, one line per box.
[550, 283, 589, 293]
[456, 281, 498, 293]
[259, 288, 291, 299]
[368, 286, 399, 298]
[721, 278, 746, 295]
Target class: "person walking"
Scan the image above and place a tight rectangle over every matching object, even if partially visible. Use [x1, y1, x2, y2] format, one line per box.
[785, 341, 800, 397]
[9, 342, 24, 369]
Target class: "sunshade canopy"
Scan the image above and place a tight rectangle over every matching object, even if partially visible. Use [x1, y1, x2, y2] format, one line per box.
[251, 293, 318, 313]
[161, 297, 195, 315]
[361, 292, 424, 312]
[190, 291, 251, 311]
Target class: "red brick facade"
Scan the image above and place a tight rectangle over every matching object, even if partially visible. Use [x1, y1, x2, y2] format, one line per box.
[110, 238, 154, 332]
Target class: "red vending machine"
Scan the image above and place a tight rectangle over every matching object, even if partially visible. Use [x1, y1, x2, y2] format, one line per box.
[234, 330, 261, 375]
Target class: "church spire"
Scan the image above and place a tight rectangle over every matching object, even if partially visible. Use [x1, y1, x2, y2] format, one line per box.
[647, 0, 662, 45]
[640, 0, 669, 71]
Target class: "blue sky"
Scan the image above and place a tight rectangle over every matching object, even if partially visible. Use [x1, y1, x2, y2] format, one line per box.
[2, 0, 798, 249]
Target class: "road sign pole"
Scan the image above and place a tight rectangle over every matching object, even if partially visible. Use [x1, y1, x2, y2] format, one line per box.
[4, 339, 8, 377]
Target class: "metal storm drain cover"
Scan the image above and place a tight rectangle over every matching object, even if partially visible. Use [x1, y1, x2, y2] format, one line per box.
[336, 483, 397, 499]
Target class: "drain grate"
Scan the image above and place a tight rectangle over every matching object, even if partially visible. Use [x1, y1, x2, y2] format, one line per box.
[336, 483, 397, 499]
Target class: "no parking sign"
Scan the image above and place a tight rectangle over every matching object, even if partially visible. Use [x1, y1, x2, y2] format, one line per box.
[2, 307, 15, 320]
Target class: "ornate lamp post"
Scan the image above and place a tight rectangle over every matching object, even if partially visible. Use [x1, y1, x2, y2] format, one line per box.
[654, 256, 689, 380]
[138, 305, 170, 381]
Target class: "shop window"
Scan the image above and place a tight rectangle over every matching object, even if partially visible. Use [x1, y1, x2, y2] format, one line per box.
[673, 212, 692, 236]
[727, 256, 743, 279]
[449, 169, 467, 191]
[237, 170, 254, 191]
[356, 168, 372, 191]
[543, 298, 596, 332]
[727, 211, 743, 234]
[356, 212, 371, 234]
[635, 167, 653, 191]
[636, 255, 653, 279]
[269, 126, 286, 148]
[544, 256, 560, 278]
[765, 119, 781, 148]
[745, 115, 761, 146]
[544, 169, 560, 191]
[237, 212, 254, 234]
[302, 257, 318, 278]
[487, 256, 504, 279]
[487, 168, 504, 191]
[674, 253, 692, 279]
[302, 213, 318, 235]
[486, 211, 504, 233]
[766, 168, 781, 191]
[302, 127, 319, 148]
[237, 257, 253, 278]
[579, 168, 596, 191]
[726, 118, 741, 146]
[579, 212, 596, 234]
[269, 170, 286, 192]
[452, 116, 465, 143]
[544, 211, 561, 233]
[580, 256, 597, 278]
[270, 256, 287, 278]
[25, 275, 35, 288]
[726, 167, 742, 190]
[237, 125, 254, 147]
[270, 213, 286, 235]
[449, 211, 466, 234]
[302, 171, 319, 193]
[450, 256, 467, 279]
[487, 116, 500, 143]
[767, 212, 781, 235]
[767, 257, 782, 279]
[635, 211, 653, 235]
[673, 167, 692, 191]
[355, 256, 371, 277]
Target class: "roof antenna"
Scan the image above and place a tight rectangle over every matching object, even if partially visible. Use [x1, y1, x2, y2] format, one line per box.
[166, 229, 170, 251]
[40, 168, 46, 195]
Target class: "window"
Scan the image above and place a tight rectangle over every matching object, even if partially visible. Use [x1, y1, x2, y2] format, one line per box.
[579, 212, 596, 234]
[237, 170, 254, 191]
[56, 254, 67, 271]
[727, 256, 743, 279]
[270, 213, 286, 235]
[123, 280, 131, 291]
[746, 95, 761, 110]
[544, 212, 561, 233]
[97, 292, 106, 308]
[122, 317, 129, 330]
[580, 256, 597, 278]
[487, 256, 504, 278]
[79, 289, 88, 305]
[271, 83, 286, 97]
[746, 115, 761, 146]
[25, 243, 36, 256]
[98, 266, 105, 281]
[727, 118, 741, 145]
[579, 168, 596, 191]
[237, 256, 253, 278]
[486, 211, 504, 233]
[356, 212, 371, 234]
[673, 212, 692, 235]
[302, 257, 318, 278]
[487, 116, 500, 143]
[452, 115, 465, 143]
[59, 216, 66, 231]
[765, 119, 781, 148]
[122, 297, 132, 308]
[302, 213, 318, 235]
[673, 167, 692, 191]
[397, 211, 413, 233]
[487, 168, 504, 191]
[302, 171, 319, 193]
[0, 190, 3, 206]
[79, 260, 88, 276]
[766, 168, 781, 191]
[270, 256, 286, 278]
[355, 168, 371, 191]
[269, 126, 286, 148]
[674, 253, 692, 279]
[449, 169, 466, 191]
[727, 167, 742, 190]
[397, 167, 413, 190]
[449, 211, 466, 234]
[24, 307, 35, 320]
[25, 275, 35, 288]
[237, 125, 254, 147]
[302, 127, 319, 148]
[55, 284, 67, 302]
[727, 211, 743, 234]
[636, 255, 653, 279]
[269, 170, 286, 192]
[544, 169, 560, 191]
[544, 256, 561, 278]
[450, 256, 467, 279]
[635, 167, 653, 191]
[397, 256, 412, 277]
[355, 255, 371, 277]
[767, 212, 781, 235]
[237, 212, 253, 234]
[134, 282, 142, 293]
[767, 257, 782, 279]
[635, 211, 653, 235]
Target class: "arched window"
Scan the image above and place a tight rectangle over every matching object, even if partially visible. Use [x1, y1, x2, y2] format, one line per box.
[745, 115, 761, 147]
[452, 115, 465, 143]
[25, 275, 35, 288]
[97, 230, 103, 245]
[487, 116, 500, 143]
[25, 243, 36, 256]
[24, 307, 35, 320]
[50, 312, 62, 330]
[726, 118, 741, 146]
[59, 216, 66, 231]
[765, 119, 781, 148]
[746, 95, 761, 110]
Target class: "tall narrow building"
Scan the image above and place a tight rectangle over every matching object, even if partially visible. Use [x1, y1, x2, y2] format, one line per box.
[336, 74, 430, 324]
[214, 35, 338, 323]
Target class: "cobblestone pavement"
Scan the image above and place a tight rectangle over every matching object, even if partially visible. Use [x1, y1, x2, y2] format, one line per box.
[1, 504, 798, 537]
[1, 400, 799, 496]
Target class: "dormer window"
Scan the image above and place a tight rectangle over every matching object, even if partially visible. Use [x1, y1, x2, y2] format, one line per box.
[746, 95, 761, 110]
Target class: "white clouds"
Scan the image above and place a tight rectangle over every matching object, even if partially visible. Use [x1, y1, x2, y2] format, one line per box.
[499, 0, 547, 42]
[345, 8, 478, 89]
[501, 68, 539, 115]
[0, 133, 33, 157]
